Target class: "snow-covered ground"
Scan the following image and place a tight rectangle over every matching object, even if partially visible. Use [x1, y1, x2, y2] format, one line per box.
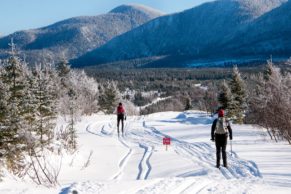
[1, 111, 291, 194]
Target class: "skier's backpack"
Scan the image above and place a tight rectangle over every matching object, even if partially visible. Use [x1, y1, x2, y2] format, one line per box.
[215, 117, 228, 134]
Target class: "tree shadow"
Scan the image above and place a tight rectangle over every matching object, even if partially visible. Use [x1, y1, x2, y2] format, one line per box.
[157, 112, 213, 125]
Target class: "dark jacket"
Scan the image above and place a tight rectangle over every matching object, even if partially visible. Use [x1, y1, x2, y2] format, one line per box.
[211, 118, 233, 140]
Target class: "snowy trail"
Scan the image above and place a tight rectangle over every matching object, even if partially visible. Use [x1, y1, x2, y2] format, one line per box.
[59, 112, 289, 194]
[5, 111, 290, 193]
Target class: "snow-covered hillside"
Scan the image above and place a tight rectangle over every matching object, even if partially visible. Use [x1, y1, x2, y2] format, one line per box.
[1, 111, 291, 193]
[71, 0, 287, 67]
[0, 4, 163, 65]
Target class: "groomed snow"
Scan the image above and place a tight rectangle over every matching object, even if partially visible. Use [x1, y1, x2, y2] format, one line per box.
[1, 111, 291, 194]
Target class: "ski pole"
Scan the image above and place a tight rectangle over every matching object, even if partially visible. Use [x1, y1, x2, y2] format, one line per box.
[230, 139, 233, 156]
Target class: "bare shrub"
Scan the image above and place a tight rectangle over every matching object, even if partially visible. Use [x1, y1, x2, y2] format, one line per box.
[247, 62, 291, 143]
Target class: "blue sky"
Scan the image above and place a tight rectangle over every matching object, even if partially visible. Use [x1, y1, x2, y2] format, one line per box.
[0, 0, 211, 36]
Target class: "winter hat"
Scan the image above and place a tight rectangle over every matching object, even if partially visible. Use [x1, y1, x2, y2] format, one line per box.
[218, 109, 224, 117]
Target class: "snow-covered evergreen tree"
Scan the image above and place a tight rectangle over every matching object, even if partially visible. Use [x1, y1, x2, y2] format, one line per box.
[55, 60, 73, 116]
[0, 55, 30, 172]
[31, 65, 58, 146]
[228, 66, 247, 123]
[218, 80, 232, 111]
[0, 67, 9, 156]
[55, 60, 78, 150]
[264, 60, 274, 81]
[98, 82, 120, 114]
[67, 88, 77, 150]
[56, 60, 70, 88]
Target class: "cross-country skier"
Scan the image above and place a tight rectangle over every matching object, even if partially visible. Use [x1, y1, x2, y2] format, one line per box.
[211, 109, 233, 168]
[117, 102, 126, 135]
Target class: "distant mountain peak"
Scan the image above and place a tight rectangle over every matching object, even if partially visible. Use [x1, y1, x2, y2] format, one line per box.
[109, 4, 164, 17]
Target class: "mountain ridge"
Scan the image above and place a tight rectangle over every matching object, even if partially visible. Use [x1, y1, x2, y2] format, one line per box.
[0, 4, 163, 64]
[71, 0, 288, 67]
[218, 0, 291, 57]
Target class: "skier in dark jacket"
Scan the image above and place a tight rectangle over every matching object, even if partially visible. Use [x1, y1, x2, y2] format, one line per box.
[211, 109, 233, 168]
[117, 102, 126, 135]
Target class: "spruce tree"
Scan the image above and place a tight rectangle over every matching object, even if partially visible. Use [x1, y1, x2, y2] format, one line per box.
[55, 60, 72, 115]
[218, 80, 232, 110]
[264, 60, 274, 81]
[98, 82, 119, 114]
[0, 55, 29, 171]
[56, 60, 70, 86]
[229, 66, 247, 123]
[67, 88, 77, 150]
[24, 68, 39, 148]
[31, 65, 58, 146]
[0, 66, 8, 124]
[0, 70, 9, 155]
[56, 60, 78, 150]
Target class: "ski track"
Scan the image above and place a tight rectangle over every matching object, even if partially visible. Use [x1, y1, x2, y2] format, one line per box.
[177, 140, 261, 180]
[124, 118, 155, 180]
[111, 117, 155, 181]
[85, 122, 102, 136]
[84, 117, 135, 181]
[84, 117, 156, 181]
[136, 144, 153, 180]
[110, 119, 135, 180]
[111, 135, 133, 180]
[85, 116, 115, 137]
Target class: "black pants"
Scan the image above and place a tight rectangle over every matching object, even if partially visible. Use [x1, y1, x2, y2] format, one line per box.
[215, 133, 228, 167]
[117, 114, 124, 133]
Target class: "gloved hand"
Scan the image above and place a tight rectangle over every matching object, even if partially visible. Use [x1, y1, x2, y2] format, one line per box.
[210, 138, 215, 142]
[124, 116, 127, 120]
